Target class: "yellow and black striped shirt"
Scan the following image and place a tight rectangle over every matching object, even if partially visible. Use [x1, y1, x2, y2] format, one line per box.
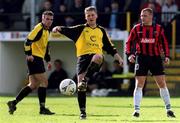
[59, 24, 117, 57]
[24, 23, 50, 62]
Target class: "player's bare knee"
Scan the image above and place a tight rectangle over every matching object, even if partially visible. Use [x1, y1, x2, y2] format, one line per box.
[40, 80, 48, 87]
[158, 82, 166, 88]
[135, 85, 144, 89]
[28, 83, 38, 90]
[136, 82, 145, 88]
[44, 81, 48, 87]
[92, 54, 103, 64]
[78, 73, 85, 82]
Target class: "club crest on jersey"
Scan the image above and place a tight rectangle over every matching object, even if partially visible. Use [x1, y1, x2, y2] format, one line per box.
[90, 36, 96, 42]
[141, 38, 155, 43]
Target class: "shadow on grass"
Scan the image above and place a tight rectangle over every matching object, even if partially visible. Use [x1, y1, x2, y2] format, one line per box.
[89, 114, 120, 117]
[58, 113, 120, 117]
[125, 119, 177, 122]
[95, 105, 132, 108]
[57, 113, 78, 116]
[96, 105, 180, 108]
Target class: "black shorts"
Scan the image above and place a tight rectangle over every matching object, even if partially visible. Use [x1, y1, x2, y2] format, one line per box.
[27, 56, 45, 75]
[77, 54, 104, 75]
[77, 54, 95, 75]
[135, 55, 165, 76]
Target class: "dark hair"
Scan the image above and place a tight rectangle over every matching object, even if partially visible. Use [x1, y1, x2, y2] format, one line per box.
[54, 59, 62, 65]
[141, 8, 153, 15]
[42, 10, 54, 16]
[84, 6, 97, 14]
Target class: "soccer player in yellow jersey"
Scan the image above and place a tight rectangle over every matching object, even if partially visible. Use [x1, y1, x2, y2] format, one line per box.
[52, 6, 123, 119]
[7, 11, 55, 115]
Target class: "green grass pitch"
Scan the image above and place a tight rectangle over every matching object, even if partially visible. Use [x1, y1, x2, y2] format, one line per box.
[0, 96, 179, 123]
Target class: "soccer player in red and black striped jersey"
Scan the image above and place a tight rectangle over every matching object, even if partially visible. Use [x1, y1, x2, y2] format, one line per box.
[126, 8, 175, 118]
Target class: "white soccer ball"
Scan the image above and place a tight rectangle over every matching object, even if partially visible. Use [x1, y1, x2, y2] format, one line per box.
[59, 79, 76, 95]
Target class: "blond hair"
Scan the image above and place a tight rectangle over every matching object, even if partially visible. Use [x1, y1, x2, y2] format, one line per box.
[141, 8, 153, 15]
[84, 6, 97, 14]
[42, 11, 54, 16]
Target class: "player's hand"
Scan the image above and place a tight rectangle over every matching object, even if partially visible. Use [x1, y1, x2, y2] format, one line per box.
[114, 53, 123, 66]
[52, 26, 61, 33]
[118, 57, 123, 66]
[164, 57, 170, 65]
[128, 54, 135, 63]
[47, 62, 52, 71]
[26, 55, 34, 62]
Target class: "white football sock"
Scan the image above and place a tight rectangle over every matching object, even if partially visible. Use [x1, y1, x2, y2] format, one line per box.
[160, 87, 171, 111]
[133, 87, 143, 112]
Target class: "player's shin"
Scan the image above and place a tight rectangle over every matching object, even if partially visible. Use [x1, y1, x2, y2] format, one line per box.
[77, 91, 86, 113]
[38, 87, 46, 108]
[15, 86, 32, 104]
[84, 62, 100, 81]
[133, 87, 143, 113]
[160, 87, 171, 110]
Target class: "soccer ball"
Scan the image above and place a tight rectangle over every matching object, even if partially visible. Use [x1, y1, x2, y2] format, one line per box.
[59, 79, 76, 95]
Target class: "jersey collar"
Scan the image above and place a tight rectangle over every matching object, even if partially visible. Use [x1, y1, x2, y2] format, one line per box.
[85, 23, 99, 29]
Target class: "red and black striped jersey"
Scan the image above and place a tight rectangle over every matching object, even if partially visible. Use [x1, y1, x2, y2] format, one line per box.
[125, 23, 169, 57]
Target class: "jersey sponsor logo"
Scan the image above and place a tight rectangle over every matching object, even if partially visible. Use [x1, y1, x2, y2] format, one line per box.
[141, 38, 155, 43]
[87, 42, 99, 47]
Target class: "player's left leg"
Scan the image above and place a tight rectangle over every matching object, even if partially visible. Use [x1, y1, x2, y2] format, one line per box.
[7, 75, 38, 114]
[35, 73, 55, 115]
[78, 54, 103, 91]
[154, 75, 175, 118]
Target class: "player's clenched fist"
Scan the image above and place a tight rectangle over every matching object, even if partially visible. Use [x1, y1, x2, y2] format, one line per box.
[128, 54, 135, 63]
[52, 26, 61, 33]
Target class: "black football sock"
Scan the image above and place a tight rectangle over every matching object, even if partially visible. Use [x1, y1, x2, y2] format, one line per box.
[15, 86, 32, 104]
[84, 62, 100, 81]
[38, 87, 46, 109]
[77, 91, 86, 113]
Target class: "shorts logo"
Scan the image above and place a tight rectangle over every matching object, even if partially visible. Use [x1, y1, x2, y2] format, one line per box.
[135, 64, 139, 70]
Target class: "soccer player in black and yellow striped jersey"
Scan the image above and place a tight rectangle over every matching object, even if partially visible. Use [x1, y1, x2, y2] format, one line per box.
[53, 6, 123, 119]
[7, 11, 55, 115]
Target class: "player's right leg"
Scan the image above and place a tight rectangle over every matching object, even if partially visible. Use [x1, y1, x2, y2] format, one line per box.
[132, 76, 146, 117]
[7, 75, 38, 114]
[132, 55, 149, 117]
[77, 73, 87, 120]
